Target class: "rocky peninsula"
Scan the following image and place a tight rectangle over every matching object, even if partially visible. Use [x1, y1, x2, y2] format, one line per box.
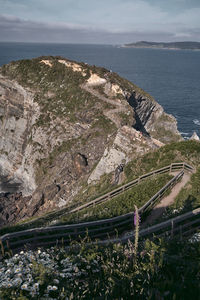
[0, 56, 182, 226]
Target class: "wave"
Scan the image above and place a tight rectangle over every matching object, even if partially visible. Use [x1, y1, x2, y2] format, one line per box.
[180, 132, 190, 135]
[193, 119, 200, 126]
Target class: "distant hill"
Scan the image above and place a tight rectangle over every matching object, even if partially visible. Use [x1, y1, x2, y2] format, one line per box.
[124, 41, 200, 50]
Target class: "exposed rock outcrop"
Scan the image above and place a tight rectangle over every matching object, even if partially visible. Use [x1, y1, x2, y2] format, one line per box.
[190, 131, 200, 141]
[128, 91, 181, 143]
[0, 56, 181, 226]
[88, 126, 158, 183]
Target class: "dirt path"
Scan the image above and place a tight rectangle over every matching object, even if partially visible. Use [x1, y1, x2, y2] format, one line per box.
[141, 171, 192, 228]
[81, 83, 128, 127]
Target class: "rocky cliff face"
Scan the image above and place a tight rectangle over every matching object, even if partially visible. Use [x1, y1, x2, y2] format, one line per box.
[0, 76, 38, 196]
[0, 56, 182, 226]
[128, 90, 181, 143]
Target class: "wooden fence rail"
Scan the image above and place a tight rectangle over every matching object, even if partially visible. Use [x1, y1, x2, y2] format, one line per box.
[0, 162, 197, 255]
[69, 162, 193, 214]
[95, 207, 200, 246]
[19, 162, 194, 227]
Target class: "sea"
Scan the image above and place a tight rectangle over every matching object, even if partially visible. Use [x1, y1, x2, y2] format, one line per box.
[0, 42, 200, 139]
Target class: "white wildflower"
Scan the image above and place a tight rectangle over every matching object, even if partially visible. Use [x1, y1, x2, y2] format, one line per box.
[21, 283, 29, 290]
[12, 277, 22, 287]
[53, 279, 59, 284]
[33, 282, 40, 290]
[14, 267, 21, 273]
[30, 290, 37, 297]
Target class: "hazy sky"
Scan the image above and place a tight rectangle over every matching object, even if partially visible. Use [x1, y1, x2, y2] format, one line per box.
[0, 0, 200, 44]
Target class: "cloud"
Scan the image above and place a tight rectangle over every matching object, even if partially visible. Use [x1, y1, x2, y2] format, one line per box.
[0, 14, 164, 43]
[1, 0, 199, 32]
[0, 8, 200, 44]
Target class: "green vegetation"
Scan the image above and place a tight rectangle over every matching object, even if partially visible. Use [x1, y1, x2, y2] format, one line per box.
[124, 140, 200, 182]
[57, 174, 172, 225]
[173, 167, 200, 210]
[0, 236, 199, 299]
[149, 113, 181, 143]
[0, 173, 172, 237]
[68, 140, 200, 224]
[91, 114, 116, 134]
[1, 57, 99, 126]
[152, 126, 179, 143]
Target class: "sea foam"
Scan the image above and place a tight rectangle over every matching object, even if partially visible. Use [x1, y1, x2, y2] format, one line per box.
[193, 119, 200, 126]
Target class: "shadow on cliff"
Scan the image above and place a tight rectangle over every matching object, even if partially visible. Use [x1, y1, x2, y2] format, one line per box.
[127, 94, 150, 136]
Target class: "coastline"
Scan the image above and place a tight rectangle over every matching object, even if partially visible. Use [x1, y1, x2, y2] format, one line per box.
[121, 45, 200, 51]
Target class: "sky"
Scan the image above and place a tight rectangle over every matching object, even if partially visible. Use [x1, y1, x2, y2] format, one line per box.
[0, 0, 200, 44]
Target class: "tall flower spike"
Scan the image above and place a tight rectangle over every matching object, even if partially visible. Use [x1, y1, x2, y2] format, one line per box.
[134, 205, 140, 258]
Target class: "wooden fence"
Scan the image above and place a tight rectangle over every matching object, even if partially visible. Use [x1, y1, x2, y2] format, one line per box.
[68, 162, 194, 214]
[0, 162, 196, 255]
[20, 162, 194, 226]
[100, 207, 200, 245]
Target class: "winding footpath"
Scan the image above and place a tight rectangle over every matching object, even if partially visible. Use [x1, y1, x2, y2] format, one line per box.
[81, 83, 129, 127]
[141, 171, 192, 228]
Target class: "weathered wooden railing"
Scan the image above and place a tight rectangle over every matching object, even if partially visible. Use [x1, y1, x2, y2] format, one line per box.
[98, 207, 200, 245]
[20, 162, 194, 226]
[69, 162, 193, 214]
[0, 162, 195, 255]
[1, 204, 199, 256]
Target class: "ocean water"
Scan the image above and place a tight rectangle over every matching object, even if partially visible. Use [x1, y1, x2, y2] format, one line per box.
[0, 42, 200, 139]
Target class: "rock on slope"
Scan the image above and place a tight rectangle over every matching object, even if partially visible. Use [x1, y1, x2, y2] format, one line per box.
[0, 56, 182, 226]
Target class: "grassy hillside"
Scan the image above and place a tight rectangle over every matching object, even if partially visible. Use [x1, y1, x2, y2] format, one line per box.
[0, 56, 154, 124]
[56, 174, 172, 225]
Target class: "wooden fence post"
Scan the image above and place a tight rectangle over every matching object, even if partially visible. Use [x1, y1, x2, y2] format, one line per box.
[171, 220, 174, 237]
[180, 225, 182, 241]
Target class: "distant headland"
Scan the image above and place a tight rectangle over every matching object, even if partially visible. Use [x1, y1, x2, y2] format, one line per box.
[123, 41, 200, 50]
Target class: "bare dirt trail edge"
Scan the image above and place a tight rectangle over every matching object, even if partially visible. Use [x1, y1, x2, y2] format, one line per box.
[81, 83, 128, 127]
[142, 171, 192, 227]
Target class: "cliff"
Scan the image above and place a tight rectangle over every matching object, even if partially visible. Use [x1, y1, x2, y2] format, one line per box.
[0, 56, 182, 226]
